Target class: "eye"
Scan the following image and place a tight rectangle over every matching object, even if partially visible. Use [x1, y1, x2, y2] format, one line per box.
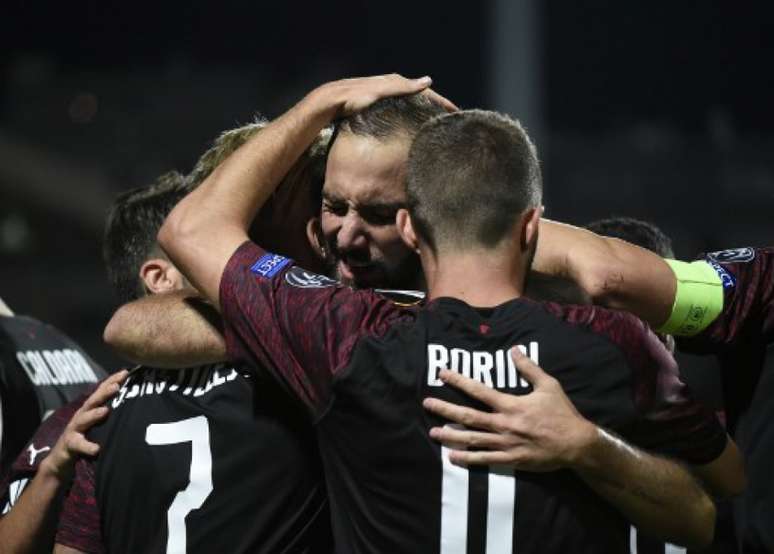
[323, 200, 348, 217]
[360, 207, 398, 226]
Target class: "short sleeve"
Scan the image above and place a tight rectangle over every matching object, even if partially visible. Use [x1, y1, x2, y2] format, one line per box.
[680, 247, 774, 353]
[582, 308, 727, 465]
[219, 241, 404, 418]
[55, 458, 104, 553]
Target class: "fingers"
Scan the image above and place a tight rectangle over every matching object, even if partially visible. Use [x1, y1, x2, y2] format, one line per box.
[71, 406, 110, 432]
[422, 88, 459, 112]
[429, 425, 509, 450]
[436, 369, 510, 410]
[423, 396, 501, 431]
[447, 449, 514, 466]
[67, 433, 100, 457]
[509, 347, 551, 388]
[82, 370, 128, 410]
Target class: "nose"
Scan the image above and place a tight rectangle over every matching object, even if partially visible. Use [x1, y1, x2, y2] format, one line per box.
[336, 212, 368, 252]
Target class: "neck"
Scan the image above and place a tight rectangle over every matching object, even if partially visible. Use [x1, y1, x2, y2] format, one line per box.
[424, 246, 527, 307]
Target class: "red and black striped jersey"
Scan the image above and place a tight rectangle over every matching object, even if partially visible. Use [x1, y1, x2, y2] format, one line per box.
[219, 241, 726, 554]
[56, 365, 332, 554]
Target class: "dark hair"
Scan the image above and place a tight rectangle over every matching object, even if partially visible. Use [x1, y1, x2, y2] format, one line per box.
[584, 216, 674, 258]
[406, 109, 542, 252]
[333, 93, 447, 143]
[103, 171, 187, 303]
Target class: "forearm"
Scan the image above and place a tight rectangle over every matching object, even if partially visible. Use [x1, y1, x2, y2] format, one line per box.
[533, 219, 676, 327]
[104, 290, 226, 368]
[158, 88, 338, 304]
[572, 427, 715, 549]
[0, 465, 66, 554]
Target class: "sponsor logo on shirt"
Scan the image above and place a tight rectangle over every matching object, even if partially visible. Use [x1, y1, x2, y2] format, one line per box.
[250, 253, 292, 278]
[27, 443, 51, 465]
[707, 247, 755, 264]
[284, 266, 339, 288]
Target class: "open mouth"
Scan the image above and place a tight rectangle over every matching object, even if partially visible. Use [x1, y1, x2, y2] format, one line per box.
[338, 259, 379, 284]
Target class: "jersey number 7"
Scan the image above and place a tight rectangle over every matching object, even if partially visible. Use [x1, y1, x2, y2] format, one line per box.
[146, 416, 214, 554]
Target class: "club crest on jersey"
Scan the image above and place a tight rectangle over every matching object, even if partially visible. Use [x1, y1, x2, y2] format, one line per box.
[250, 252, 292, 278]
[707, 247, 755, 264]
[284, 266, 338, 288]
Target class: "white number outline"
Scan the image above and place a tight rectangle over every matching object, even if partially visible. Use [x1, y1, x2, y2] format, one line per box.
[440, 427, 517, 554]
[146, 415, 213, 554]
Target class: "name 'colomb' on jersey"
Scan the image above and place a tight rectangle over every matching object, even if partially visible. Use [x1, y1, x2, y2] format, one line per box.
[427, 343, 536, 389]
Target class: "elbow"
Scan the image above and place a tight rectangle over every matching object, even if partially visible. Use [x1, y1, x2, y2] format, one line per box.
[685, 495, 716, 551]
[103, 309, 134, 357]
[579, 264, 627, 309]
[157, 193, 206, 261]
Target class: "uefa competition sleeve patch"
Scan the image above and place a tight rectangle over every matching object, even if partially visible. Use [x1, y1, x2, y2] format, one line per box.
[706, 258, 737, 289]
[284, 266, 339, 288]
[250, 252, 292, 278]
[707, 247, 755, 264]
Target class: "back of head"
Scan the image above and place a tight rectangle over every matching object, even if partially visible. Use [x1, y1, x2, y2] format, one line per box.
[585, 216, 674, 258]
[335, 93, 447, 143]
[103, 171, 187, 304]
[406, 109, 542, 253]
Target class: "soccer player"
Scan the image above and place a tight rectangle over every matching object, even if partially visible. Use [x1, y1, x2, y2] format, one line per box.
[55, 164, 332, 553]
[159, 75, 729, 552]
[531, 221, 773, 553]
[0, 297, 107, 477]
[425, 216, 735, 554]
[0, 371, 126, 553]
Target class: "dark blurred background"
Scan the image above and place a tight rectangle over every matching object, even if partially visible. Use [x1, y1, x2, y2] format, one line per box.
[1, 1, 772, 403]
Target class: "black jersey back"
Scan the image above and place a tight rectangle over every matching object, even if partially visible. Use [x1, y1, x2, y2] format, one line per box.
[0, 315, 106, 474]
[220, 243, 726, 554]
[56, 365, 331, 554]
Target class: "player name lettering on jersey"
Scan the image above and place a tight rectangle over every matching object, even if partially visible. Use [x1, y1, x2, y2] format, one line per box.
[16, 348, 100, 387]
[426, 342, 538, 389]
[112, 366, 239, 409]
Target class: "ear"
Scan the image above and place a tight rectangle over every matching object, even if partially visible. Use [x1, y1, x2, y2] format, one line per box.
[396, 208, 420, 253]
[520, 206, 542, 251]
[139, 258, 186, 295]
[306, 217, 326, 260]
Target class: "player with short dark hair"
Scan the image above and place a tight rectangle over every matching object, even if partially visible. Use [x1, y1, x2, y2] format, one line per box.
[159, 75, 728, 552]
[55, 163, 332, 553]
[310, 91, 448, 290]
[584, 216, 675, 259]
[533, 221, 773, 553]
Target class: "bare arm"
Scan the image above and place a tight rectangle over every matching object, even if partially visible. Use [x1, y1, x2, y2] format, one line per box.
[0, 372, 126, 554]
[103, 290, 226, 368]
[0, 297, 13, 317]
[158, 74, 453, 307]
[533, 219, 677, 328]
[53, 546, 86, 554]
[423, 350, 715, 549]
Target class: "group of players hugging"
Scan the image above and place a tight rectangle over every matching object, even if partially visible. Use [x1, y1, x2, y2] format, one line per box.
[0, 74, 771, 554]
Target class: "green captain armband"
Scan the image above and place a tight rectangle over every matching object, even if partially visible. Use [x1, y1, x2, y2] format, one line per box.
[657, 259, 724, 336]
